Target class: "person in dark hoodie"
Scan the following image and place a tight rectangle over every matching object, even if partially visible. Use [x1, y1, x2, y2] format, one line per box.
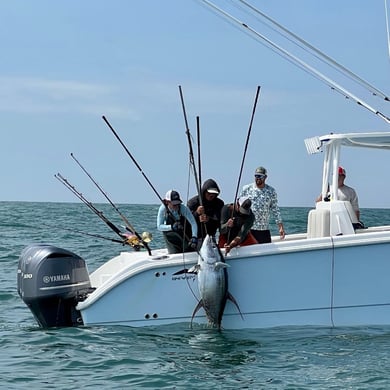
[187, 178, 224, 241]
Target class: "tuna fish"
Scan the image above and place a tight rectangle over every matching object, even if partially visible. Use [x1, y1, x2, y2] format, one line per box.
[191, 234, 241, 329]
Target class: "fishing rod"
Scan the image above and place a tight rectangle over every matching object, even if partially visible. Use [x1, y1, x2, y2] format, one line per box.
[226, 86, 261, 246]
[55, 173, 122, 235]
[70, 152, 152, 255]
[198, 0, 390, 124]
[54, 173, 141, 249]
[102, 115, 165, 204]
[178, 86, 203, 206]
[233, 85, 261, 207]
[197, 116, 202, 192]
[178, 86, 209, 240]
[237, 0, 389, 102]
[102, 115, 197, 250]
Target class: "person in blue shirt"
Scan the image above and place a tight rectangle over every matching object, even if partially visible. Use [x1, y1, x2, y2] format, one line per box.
[157, 190, 198, 254]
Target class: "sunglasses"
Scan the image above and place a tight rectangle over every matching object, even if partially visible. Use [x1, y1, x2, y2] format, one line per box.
[255, 174, 266, 180]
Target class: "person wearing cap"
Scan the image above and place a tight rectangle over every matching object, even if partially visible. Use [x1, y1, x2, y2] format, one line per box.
[187, 178, 224, 241]
[337, 167, 360, 219]
[157, 190, 198, 254]
[239, 166, 285, 244]
[316, 166, 360, 220]
[219, 196, 257, 255]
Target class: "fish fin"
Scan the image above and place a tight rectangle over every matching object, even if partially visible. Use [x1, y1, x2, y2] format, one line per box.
[228, 292, 244, 321]
[172, 268, 189, 275]
[173, 264, 199, 275]
[214, 262, 229, 271]
[188, 264, 200, 274]
[190, 299, 204, 329]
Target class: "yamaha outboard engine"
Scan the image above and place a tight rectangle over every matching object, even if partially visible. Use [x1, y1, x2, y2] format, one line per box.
[17, 244, 92, 328]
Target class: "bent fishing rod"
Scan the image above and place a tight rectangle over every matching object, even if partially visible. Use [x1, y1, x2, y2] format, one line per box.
[54, 173, 135, 248]
[102, 115, 198, 249]
[70, 152, 152, 255]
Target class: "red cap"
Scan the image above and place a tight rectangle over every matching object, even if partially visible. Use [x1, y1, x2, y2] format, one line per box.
[338, 167, 346, 176]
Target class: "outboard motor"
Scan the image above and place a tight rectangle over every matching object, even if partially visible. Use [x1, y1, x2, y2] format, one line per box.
[17, 244, 93, 328]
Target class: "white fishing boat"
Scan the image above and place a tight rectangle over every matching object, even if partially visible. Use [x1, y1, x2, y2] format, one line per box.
[17, 131, 390, 329]
[17, 1, 390, 329]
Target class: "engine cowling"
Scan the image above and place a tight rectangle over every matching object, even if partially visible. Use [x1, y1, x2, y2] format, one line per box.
[17, 244, 92, 328]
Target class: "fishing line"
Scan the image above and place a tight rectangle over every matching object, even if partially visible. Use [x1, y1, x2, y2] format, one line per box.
[104, 111, 201, 304]
[180, 160, 200, 302]
[178, 90, 216, 318]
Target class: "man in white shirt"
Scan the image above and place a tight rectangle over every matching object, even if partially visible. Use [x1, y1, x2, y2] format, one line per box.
[337, 167, 360, 220]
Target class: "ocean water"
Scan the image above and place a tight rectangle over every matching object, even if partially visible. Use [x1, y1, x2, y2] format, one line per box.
[2, 201, 390, 389]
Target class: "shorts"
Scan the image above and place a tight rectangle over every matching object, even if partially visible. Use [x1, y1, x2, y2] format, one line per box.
[250, 229, 271, 244]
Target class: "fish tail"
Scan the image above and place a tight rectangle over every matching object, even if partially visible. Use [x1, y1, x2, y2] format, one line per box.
[228, 292, 244, 321]
[191, 299, 204, 329]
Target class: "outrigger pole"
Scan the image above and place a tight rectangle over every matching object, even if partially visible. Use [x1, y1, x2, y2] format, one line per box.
[70, 153, 152, 255]
[199, 0, 390, 124]
[238, 0, 389, 102]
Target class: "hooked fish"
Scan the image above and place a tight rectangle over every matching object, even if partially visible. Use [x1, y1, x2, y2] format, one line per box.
[191, 234, 242, 329]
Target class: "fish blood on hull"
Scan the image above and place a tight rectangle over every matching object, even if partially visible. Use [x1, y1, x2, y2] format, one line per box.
[191, 234, 241, 329]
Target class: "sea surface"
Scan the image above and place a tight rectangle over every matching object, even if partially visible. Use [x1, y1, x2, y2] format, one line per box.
[2, 201, 390, 389]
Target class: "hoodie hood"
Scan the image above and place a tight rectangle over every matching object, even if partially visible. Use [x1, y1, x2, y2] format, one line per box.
[201, 179, 220, 196]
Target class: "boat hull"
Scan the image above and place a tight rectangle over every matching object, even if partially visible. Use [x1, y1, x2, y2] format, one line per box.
[76, 230, 390, 329]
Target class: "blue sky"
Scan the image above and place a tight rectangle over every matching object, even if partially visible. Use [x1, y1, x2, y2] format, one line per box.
[1, 0, 389, 208]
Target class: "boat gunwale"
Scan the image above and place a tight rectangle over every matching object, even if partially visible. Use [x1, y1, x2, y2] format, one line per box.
[77, 227, 390, 311]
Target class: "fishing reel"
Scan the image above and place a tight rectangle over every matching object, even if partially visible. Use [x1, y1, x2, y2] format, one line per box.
[121, 231, 153, 251]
